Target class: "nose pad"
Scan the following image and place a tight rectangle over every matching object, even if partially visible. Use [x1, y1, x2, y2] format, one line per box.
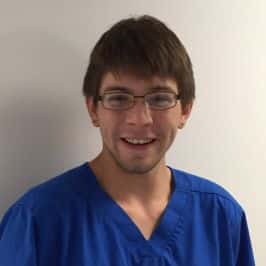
[125, 99, 153, 125]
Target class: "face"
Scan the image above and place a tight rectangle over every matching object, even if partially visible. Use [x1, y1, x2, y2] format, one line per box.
[86, 72, 192, 175]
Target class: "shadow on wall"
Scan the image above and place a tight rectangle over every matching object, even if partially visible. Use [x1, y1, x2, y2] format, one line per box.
[0, 29, 97, 216]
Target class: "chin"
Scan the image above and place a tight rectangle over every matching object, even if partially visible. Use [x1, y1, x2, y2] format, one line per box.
[116, 159, 161, 175]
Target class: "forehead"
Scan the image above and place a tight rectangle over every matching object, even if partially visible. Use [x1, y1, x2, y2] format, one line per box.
[99, 72, 178, 94]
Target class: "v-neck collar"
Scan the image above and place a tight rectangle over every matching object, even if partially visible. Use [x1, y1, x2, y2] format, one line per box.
[83, 162, 190, 251]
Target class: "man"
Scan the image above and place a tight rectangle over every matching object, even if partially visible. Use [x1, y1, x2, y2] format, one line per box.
[0, 15, 255, 265]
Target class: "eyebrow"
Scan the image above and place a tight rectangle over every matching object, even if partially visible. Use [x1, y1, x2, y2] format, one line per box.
[102, 85, 177, 93]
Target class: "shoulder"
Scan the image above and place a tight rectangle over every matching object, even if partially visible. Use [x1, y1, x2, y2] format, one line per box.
[170, 167, 255, 264]
[8, 162, 94, 215]
[170, 167, 244, 219]
[171, 167, 241, 204]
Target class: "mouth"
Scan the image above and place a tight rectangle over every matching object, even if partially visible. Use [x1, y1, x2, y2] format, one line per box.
[121, 137, 156, 149]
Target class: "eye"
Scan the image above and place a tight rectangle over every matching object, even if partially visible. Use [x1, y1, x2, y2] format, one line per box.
[105, 93, 132, 108]
[148, 92, 174, 107]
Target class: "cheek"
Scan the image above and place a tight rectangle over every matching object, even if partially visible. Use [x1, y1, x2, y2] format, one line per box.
[156, 111, 179, 130]
[158, 115, 179, 143]
[98, 115, 121, 140]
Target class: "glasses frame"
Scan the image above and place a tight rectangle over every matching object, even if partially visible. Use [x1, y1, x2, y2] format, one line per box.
[97, 91, 181, 110]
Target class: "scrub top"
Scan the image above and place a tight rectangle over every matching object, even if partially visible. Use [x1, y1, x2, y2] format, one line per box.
[0, 162, 255, 265]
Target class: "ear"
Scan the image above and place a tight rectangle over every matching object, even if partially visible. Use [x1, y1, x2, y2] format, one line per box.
[85, 97, 100, 127]
[178, 101, 193, 129]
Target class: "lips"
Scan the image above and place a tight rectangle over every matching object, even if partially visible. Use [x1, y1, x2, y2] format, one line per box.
[120, 138, 156, 149]
[123, 138, 154, 145]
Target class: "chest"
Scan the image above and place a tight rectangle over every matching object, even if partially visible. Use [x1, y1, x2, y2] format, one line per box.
[118, 202, 168, 240]
[35, 188, 238, 266]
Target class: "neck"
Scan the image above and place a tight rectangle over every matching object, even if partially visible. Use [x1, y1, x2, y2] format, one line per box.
[89, 153, 173, 207]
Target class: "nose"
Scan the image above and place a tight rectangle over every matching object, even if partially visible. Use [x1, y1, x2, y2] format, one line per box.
[124, 99, 153, 126]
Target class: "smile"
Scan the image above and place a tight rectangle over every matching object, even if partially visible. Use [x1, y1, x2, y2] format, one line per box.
[122, 138, 155, 145]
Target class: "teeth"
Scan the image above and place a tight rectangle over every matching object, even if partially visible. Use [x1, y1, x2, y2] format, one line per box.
[124, 138, 153, 144]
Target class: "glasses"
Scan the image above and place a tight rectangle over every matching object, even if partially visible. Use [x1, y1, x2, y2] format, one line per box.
[97, 91, 181, 110]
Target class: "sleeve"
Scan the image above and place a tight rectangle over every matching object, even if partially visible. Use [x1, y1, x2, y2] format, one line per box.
[0, 204, 37, 266]
[235, 212, 255, 266]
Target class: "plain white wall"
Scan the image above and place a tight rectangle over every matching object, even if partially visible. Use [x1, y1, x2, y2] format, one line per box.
[0, 0, 265, 264]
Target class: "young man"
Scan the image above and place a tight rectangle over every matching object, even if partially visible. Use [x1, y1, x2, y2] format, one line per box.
[0, 15, 255, 265]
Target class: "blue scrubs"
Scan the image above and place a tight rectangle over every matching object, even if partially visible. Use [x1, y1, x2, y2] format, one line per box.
[0, 163, 255, 265]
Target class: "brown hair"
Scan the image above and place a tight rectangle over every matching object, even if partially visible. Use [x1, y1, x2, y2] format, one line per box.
[82, 15, 195, 109]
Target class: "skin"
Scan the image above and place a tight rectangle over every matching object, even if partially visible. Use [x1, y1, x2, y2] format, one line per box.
[85, 71, 193, 238]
